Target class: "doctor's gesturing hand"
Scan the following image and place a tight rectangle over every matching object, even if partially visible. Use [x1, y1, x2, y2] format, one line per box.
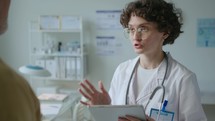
[79, 79, 111, 105]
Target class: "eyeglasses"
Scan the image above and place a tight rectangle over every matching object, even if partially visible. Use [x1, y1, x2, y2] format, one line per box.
[124, 26, 148, 38]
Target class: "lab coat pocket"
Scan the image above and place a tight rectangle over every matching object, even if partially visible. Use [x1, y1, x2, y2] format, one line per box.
[164, 101, 176, 114]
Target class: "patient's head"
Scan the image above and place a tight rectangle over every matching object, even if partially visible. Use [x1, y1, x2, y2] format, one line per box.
[0, 0, 11, 35]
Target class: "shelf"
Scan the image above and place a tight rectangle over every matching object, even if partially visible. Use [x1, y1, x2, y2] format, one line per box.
[31, 29, 82, 33]
[28, 16, 87, 96]
[32, 76, 82, 82]
[31, 53, 83, 57]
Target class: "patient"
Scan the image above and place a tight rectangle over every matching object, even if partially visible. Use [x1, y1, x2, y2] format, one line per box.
[0, 0, 41, 120]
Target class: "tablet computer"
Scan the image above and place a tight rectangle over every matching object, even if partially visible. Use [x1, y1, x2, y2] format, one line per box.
[88, 105, 146, 121]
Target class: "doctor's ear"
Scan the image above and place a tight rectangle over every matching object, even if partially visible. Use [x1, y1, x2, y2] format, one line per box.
[163, 32, 169, 40]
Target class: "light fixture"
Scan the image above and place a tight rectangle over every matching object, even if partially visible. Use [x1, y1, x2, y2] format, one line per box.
[19, 65, 51, 77]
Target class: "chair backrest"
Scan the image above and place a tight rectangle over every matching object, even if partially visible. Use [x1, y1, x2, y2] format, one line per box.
[73, 97, 94, 121]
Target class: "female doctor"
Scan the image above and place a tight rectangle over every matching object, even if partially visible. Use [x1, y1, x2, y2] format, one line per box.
[79, 0, 207, 120]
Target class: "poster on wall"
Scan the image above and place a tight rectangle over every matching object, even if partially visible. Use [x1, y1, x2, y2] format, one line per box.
[197, 18, 215, 47]
[96, 36, 117, 56]
[96, 10, 122, 30]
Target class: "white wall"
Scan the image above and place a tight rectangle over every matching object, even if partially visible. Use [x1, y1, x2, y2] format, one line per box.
[0, 0, 134, 88]
[0, 0, 215, 120]
[1, 0, 215, 92]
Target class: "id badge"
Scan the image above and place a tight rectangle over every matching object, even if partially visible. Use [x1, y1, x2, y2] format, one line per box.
[150, 108, 174, 121]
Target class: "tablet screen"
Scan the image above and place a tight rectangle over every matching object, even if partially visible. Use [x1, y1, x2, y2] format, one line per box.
[88, 105, 146, 121]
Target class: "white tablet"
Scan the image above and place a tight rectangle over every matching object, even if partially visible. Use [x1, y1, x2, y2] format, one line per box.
[88, 105, 146, 121]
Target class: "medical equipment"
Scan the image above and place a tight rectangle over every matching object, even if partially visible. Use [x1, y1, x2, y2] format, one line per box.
[125, 52, 168, 121]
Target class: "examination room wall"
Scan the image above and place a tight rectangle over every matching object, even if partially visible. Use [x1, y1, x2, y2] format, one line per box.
[0, 0, 215, 120]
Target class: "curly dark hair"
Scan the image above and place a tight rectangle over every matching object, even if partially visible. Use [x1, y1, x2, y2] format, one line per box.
[120, 0, 183, 45]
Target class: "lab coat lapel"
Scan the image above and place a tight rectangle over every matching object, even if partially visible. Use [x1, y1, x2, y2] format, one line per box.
[157, 56, 167, 84]
[128, 71, 138, 104]
[124, 56, 140, 105]
[136, 58, 167, 104]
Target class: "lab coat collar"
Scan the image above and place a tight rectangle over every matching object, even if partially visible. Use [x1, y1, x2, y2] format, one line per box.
[125, 56, 140, 75]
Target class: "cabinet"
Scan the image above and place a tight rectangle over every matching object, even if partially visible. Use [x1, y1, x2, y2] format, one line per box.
[28, 15, 87, 95]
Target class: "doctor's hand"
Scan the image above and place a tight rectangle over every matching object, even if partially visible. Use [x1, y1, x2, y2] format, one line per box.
[118, 115, 155, 121]
[78, 79, 111, 105]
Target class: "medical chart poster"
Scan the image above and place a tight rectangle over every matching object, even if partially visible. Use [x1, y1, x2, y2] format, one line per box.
[96, 10, 122, 30]
[197, 18, 215, 47]
[96, 36, 117, 56]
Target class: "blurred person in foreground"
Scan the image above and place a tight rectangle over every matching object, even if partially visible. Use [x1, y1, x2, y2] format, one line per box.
[0, 0, 41, 120]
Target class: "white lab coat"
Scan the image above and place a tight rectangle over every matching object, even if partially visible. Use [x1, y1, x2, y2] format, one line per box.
[109, 53, 207, 121]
